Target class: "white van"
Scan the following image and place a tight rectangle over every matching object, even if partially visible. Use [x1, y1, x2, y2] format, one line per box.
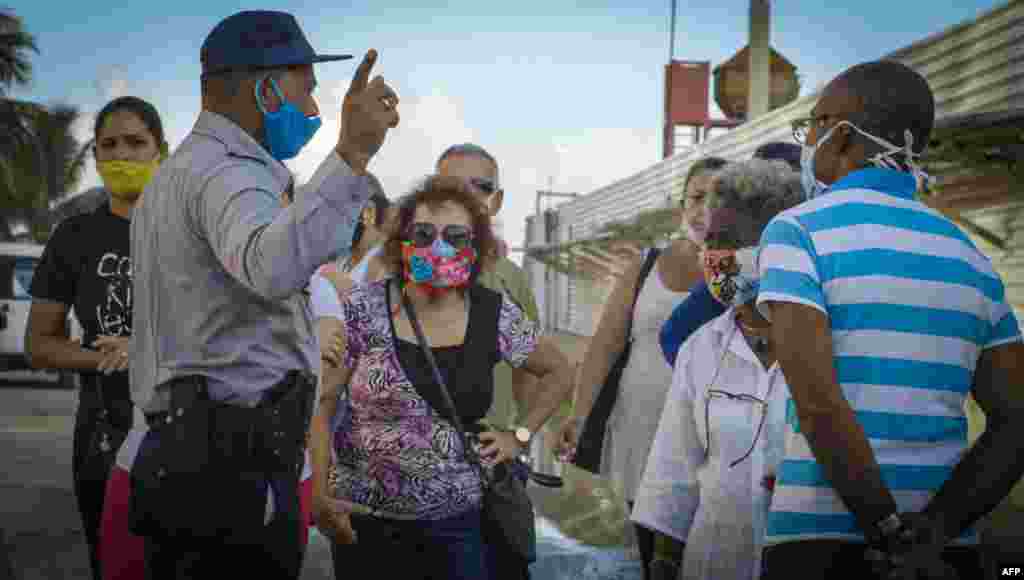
[0, 242, 79, 387]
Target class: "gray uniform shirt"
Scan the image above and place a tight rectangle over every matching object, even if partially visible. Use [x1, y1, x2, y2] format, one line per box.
[131, 111, 370, 413]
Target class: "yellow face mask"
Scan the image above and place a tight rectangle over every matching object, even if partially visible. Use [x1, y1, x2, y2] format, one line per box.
[96, 158, 161, 196]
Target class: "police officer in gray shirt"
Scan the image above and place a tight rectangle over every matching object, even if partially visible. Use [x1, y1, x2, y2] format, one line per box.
[127, 10, 399, 579]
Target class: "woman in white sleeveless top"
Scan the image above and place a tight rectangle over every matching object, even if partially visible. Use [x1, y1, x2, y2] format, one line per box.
[558, 158, 728, 579]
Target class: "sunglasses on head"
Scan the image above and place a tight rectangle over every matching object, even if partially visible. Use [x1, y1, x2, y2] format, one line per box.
[407, 222, 475, 250]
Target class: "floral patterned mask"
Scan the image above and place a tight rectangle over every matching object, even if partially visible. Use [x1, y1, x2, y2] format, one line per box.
[401, 237, 477, 292]
[702, 246, 760, 307]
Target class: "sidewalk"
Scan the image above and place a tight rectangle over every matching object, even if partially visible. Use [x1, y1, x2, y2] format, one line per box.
[0, 387, 333, 580]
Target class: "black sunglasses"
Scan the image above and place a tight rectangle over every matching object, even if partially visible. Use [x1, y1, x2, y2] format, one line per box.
[468, 177, 498, 194]
[407, 222, 475, 250]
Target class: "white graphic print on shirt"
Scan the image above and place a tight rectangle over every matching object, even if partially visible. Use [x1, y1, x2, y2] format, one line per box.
[96, 252, 132, 336]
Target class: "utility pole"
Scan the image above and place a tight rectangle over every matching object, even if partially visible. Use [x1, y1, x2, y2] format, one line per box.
[669, 0, 677, 63]
[748, 0, 771, 120]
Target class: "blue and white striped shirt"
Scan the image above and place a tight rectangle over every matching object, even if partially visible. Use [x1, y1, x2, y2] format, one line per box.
[756, 168, 1022, 545]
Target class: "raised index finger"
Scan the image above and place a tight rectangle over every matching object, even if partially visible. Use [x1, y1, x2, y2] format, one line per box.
[349, 49, 378, 94]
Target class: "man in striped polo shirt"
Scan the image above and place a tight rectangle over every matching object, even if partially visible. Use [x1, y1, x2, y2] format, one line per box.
[756, 60, 1024, 579]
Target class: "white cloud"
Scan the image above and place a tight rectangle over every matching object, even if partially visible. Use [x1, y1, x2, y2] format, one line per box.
[289, 90, 660, 252]
[62, 84, 660, 253]
[95, 65, 130, 102]
[496, 127, 661, 249]
[289, 86, 477, 200]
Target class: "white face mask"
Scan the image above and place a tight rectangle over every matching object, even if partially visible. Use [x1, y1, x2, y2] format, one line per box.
[800, 120, 933, 200]
[800, 140, 830, 200]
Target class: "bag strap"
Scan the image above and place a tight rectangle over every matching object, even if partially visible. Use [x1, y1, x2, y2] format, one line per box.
[398, 282, 563, 488]
[398, 284, 476, 467]
[625, 247, 661, 341]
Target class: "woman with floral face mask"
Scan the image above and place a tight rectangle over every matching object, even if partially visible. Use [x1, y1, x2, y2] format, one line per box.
[309, 176, 573, 579]
[631, 159, 804, 580]
[25, 96, 167, 580]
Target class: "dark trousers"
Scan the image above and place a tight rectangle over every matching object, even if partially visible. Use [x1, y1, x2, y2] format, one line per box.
[333, 519, 532, 580]
[627, 501, 655, 580]
[72, 391, 132, 580]
[761, 540, 986, 579]
[134, 432, 304, 579]
[487, 541, 532, 580]
[341, 509, 488, 579]
[71, 421, 107, 580]
[143, 509, 302, 579]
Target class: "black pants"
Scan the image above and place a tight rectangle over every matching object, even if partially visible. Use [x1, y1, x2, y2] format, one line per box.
[627, 501, 655, 580]
[71, 421, 106, 580]
[144, 508, 301, 579]
[72, 388, 132, 580]
[134, 432, 304, 579]
[761, 539, 986, 579]
[331, 521, 532, 580]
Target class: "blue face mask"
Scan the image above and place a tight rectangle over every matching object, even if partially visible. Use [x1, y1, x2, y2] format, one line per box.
[255, 77, 321, 161]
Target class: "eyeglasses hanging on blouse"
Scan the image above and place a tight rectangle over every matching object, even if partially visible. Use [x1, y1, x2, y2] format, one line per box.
[701, 321, 780, 468]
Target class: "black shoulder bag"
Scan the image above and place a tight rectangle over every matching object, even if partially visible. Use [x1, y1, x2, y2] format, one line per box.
[400, 286, 538, 563]
[572, 247, 661, 474]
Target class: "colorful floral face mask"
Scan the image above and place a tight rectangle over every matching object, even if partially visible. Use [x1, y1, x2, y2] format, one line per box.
[401, 236, 477, 292]
[702, 246, 760, 307]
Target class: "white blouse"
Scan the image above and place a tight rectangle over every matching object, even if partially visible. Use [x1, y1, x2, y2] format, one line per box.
[631, 309, 788, 580]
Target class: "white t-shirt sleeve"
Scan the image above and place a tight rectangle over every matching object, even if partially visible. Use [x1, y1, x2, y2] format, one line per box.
[309, 272, 344, 321]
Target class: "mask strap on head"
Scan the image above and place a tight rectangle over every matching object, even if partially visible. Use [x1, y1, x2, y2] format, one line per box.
[254, 76, 286, 115]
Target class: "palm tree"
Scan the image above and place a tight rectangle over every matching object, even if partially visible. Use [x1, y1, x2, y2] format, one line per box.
[0, 10, 36, 92]
[0, 102, 92, 242]
[0, 9, 40, 239]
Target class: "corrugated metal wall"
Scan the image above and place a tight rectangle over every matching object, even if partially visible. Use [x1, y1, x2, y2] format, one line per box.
[530, 0, 1024, 335]
[962, 203, 1024, 315]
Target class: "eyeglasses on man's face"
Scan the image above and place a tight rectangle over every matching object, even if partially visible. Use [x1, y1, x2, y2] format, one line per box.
[791, 114, 834, 145]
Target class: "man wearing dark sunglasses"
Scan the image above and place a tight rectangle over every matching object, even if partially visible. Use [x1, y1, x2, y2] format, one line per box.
[436, 143, 542, 580]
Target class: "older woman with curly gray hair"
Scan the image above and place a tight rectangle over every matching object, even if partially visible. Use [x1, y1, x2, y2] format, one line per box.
[633, 158, 804, 580]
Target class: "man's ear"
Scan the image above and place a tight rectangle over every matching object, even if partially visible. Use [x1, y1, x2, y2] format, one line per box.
[489, 190, 504, 216]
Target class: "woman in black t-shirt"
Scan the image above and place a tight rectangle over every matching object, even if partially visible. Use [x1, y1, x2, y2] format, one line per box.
[26, 96, 166, 580]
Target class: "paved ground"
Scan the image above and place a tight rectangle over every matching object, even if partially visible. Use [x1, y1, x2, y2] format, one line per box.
[0, 375, 334, 580]
[6, 373, 1016, 579]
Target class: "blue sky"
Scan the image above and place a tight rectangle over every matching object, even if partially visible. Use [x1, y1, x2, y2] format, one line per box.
[10, 0, 1006, 251]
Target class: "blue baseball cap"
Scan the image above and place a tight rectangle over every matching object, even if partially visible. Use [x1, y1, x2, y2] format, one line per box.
[201, 10, 352, 75]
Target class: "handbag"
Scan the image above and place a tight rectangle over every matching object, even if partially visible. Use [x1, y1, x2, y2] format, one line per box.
[573, 247, 661, 474]
[80, 373, 129, 482]
[399, 285, 538, 562]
